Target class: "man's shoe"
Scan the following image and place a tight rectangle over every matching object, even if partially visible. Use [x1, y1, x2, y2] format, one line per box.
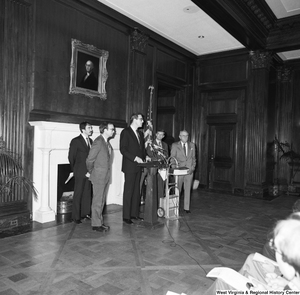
[101, 224, 110, 230]
[184, 210, 191, 214]
[74, 219, 82, 224]
[131, 216, 144, 221]
[82, 215, 91, 220]
[123, 219, 133, 225]
[92, 226, 107, 232]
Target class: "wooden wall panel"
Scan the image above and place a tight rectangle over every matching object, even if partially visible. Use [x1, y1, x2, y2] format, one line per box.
[0, 0, 33, 205]
[195, 50, 247, 190]
[129, 50, 147, 117]
[31, 0, 130, 126]
[244, 52, 272, 197]
[198, 50, 248, 85]
[156, 50, 187, 82]
[0, 0, 196, 218]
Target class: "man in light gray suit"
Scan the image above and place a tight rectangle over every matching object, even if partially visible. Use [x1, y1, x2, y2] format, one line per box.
[170, 130, 196, 213]
[86, 122, 115, 232]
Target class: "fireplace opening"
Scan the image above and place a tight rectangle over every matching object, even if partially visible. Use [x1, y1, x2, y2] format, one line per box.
[57, 164, 74, 217]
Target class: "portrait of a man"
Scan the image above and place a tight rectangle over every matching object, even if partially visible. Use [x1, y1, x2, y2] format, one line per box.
[69, 39, 108, 100]
[76, 52, 99, 91]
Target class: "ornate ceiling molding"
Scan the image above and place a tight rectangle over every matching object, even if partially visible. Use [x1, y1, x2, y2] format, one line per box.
[277, 66, 292, 83]
[130, 28, 149, 53]
[242, 0, 273, 30]
[249, 50, 273, 69]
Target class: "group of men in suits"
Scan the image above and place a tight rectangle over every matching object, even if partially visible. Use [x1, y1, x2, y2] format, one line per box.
[120, 113, 197, 225]
[68, 114, 197, 231]
[68, 121, 115, 232]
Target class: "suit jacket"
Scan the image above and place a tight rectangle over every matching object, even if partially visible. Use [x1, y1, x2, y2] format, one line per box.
[170, 141, 196, 172]
[120, 126, 145, 173]
[86, 135, 112, 184]
[147, 139, 169, 161]
[68, 135, 93, 178]
[79, 71, 98, 91]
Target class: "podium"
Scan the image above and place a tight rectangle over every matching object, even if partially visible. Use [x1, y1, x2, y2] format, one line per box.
[138, 161, 165, 229]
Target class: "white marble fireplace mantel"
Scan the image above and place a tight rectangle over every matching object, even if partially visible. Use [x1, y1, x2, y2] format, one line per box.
[29, 121, 124, 223]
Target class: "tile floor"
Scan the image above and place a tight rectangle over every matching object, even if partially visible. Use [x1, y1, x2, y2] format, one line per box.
[0, 189, 298, 295]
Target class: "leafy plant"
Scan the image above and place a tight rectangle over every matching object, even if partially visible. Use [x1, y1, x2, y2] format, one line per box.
[0, 137, 37, 201]
[275, 137, 300, 185]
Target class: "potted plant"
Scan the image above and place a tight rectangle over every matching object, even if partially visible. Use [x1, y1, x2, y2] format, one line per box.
[275, 137, 300, 194]
[0, 137, 37, 201]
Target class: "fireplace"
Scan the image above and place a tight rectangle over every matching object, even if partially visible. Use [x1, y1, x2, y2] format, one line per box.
[29, 121, 124, 223]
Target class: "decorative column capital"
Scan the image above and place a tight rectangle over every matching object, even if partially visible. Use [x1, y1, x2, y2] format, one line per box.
[277, 66, 292, 82]
[249, 50, 273, 69]
[130, 27, 149, 53]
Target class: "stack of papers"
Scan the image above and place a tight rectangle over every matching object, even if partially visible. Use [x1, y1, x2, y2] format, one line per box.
[169, 167, 189, 175]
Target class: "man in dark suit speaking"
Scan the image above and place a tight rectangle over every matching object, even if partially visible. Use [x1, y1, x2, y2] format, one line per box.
[120, 113, 147, 224]
[68, 122, 93, 224]
[79, 60, 98, 91]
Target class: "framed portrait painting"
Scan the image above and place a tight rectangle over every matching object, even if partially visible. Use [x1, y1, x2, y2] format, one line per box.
[69, 39, 109, 100]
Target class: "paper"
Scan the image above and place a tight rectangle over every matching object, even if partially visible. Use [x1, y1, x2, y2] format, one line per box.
[170, 167, 189, 175]
[252, 252, 281, 276]
[252, 252, 278, 267]
[158, 168, 167, 181]
[207, 267, 257, 291]
[65, 172, 74, 184]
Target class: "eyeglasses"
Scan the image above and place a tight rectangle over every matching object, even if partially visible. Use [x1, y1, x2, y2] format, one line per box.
[269, 238, 283, 256]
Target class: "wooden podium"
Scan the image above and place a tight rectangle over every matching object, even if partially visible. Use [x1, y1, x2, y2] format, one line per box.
[138, 161, 165, 229]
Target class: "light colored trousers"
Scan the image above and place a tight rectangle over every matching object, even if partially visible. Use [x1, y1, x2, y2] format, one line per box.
[177, 173, 193, 210]
[91, 178, 110, 227]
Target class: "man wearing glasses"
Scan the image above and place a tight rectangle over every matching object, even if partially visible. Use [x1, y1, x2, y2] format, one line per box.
[170, 130, 196, 214]
[86, 122, 115, 232]
[120, 113, 147, 224]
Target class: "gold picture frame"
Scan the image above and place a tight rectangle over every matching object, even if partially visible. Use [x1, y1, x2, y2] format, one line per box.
[69, 39, 109, 100]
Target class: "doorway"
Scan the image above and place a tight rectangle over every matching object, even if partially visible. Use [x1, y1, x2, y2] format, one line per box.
[208, 123, 236, 192]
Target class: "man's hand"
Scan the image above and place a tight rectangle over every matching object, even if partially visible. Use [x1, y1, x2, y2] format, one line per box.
[146, 156, 151, 162]
[85, 172, 91, 178]
[134, 157, 144, 164]
[265, 273, 288, 290]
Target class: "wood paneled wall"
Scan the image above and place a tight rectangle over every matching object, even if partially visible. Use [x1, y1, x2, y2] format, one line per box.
[0, 0, 195, 215]
[0, 0, 33, 208]
[196, 49, 300, 197]
[195, 50, 248, 191]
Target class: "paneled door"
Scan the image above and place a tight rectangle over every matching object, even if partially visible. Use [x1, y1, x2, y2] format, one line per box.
[208, 124, 236, 192]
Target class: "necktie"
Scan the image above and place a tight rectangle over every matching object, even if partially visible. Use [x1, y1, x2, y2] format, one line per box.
[107, 142, 112, 155]
[86, 138, 90, 148]
[135, 131, 140, 143]
[183, 143, 186, 156]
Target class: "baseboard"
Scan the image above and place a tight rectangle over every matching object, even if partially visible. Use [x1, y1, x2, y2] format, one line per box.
[0, 211, 31, 232]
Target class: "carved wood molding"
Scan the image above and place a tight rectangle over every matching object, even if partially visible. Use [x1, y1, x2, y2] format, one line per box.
[249, 50, 273, 69]
[242, 0, 273, 30]
[130, 28, 149, 53]
[276, 66, 292, 83]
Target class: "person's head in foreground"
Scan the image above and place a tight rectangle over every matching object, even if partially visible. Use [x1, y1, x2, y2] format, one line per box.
[269, 212, 300, 289]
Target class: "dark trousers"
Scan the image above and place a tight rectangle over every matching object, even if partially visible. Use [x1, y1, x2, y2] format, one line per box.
[123, 171, 142, 219]
[72, 176, 92, 220]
